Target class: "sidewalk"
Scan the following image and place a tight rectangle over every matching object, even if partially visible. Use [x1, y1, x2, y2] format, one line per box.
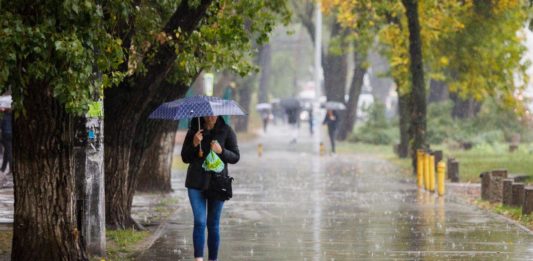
[136, 125, 533, 260]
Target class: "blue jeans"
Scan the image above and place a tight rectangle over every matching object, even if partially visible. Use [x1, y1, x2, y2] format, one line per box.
[188, 188, 224, 260]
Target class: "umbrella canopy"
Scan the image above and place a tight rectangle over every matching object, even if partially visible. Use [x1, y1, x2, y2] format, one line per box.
[323, 101, 346, 110]
[0, 95, 11, 109]
[256, 103, 272, 111]
[280, 97, 301, 110]
[149, 95, 247, 120]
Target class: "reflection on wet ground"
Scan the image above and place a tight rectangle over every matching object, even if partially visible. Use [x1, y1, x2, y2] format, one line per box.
[137, 125, 533, 260]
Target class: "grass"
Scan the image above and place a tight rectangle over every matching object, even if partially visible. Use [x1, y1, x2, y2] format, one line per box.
[0, 230, 12, 257]
[336, 142, 413, 176]
[475, 200, 533, 231]
[339, 141, 533, 183]
[104, 195, 178, 260]
[154, 197, 179, 219]
[105, 229, 150, 260]
[447, 145, 533, 183]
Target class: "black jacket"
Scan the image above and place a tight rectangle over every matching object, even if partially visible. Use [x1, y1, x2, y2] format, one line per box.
[181, 116, 240, 189]
[323, 111, 338, 131]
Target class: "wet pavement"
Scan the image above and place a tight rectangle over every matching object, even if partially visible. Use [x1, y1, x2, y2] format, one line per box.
[136, 125, 533, 260]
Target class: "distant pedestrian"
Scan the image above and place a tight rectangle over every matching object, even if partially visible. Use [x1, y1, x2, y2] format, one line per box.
[286, 108, 299, 144]
[181, 115, 240, 261]
[323, 109, 338, 153]
[0, 108, 12, 175]
[260, 110, 269, 133]
[308, 108, 314, 135]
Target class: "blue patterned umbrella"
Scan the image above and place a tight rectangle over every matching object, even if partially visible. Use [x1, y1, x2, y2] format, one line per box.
[149, 95, 247, 120]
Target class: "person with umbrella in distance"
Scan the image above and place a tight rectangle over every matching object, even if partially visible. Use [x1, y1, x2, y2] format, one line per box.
[281, 97, 301, 144]
[322, 101, 345, 154]
[150, 95, 244, 261]
[256, 103, 272, 133]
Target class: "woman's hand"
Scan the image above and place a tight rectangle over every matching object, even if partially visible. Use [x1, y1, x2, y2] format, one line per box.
[193, 129, 203, 147]
[211, 140, 222, 154]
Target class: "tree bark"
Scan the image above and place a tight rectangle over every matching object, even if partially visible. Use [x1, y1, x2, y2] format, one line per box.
[337, 52, 366, 141]
[258, 44, 272, 104]
[134, 121, 176, 193]
[402, 0, 427, 169]
[450, 92, 481, 119]
[428, 79, 448, 103]
[12, 82, 87, 260]
[104, 0, 213, 229]
[104, 87, 141, 229]
[398, 92, 411, 158]
[234, 76, 254, 132]
[296, 2, 348, 104]
[322, 23, 348, 103]
[133, 81, 189, 193]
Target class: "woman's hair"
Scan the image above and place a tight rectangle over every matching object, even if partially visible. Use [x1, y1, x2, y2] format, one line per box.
[189, 116, 226, 132]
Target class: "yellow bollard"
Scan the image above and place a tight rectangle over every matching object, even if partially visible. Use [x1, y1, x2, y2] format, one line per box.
[257, 143, 263, 157]
[424, 153, 430, 190]
[416, 149, 424, 188]
[437, 161, 446, 196]
[429, 155, 435, 192]
[320, 142, 326, 156]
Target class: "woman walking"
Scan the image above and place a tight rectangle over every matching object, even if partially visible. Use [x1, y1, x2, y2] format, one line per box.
[323, 109, 339, 153]
[181, 115, 240, 261]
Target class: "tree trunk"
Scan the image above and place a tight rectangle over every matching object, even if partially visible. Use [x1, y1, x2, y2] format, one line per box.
[104, 0, 213, 229]
[135, 121, 176, 193]
[398, 92, 411, 159]
[104, 85, 141, 229]
[450, 92, 481, 119]
[132, 82, 188, 193]
[12, 82, 87, 260]
[298, 7, 348, 103]
[402, 0, 427, 169]
[258, 44, 272, 104]
[235, 77, 254, 132]
[323, 23, 348, 102]
[428, 79, 448, 103]
[337, 52, 366, 141]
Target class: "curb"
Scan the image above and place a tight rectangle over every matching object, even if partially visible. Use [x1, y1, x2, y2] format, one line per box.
[447, 191, 533, 236]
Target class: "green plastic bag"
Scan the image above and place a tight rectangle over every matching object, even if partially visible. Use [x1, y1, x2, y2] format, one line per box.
[202, 150, 225, 173]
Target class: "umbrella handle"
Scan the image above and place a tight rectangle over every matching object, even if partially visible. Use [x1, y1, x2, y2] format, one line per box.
[198, 117, 203, 157]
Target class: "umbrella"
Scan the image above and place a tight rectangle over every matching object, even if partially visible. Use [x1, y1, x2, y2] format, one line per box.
[0, 96, 11, 109]
[323, 101, 346, 110]
[149, 95, 246, 120]
[256, 103, 272, 111]
[149, 95, 246, 157]
[280, 97, 300, 110]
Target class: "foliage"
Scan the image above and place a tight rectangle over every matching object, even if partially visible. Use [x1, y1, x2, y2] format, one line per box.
[0, 0, 125, 114]
[426, 100, 533, 145]
[425, 101, 457, 144]
[349, 102, 398, 145]
[158, 0, 292, 85]
[0, 0, 291, 115]
[323, 0, 531, 111]
[437, 0, 530, 113]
